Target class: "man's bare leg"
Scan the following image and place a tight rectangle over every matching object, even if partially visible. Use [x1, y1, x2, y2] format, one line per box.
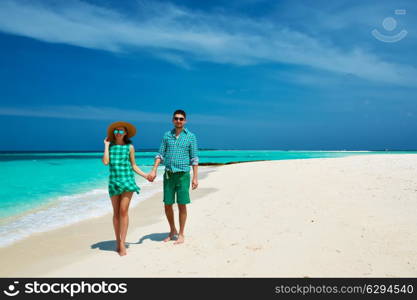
[174, 204, 187, 244]
[164, 204, 178, 242]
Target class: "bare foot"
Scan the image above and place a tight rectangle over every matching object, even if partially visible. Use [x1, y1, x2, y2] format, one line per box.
[118, 241, 127, 256]
[116, 240, 121, 252]
[174, 234, 184, 245]
[119, 246, 127, 256]
[163, 231, 178, 242]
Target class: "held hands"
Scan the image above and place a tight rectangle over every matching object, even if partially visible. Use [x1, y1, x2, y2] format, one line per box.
[146, 170, 157, 182]
[145, 170, 197, 188]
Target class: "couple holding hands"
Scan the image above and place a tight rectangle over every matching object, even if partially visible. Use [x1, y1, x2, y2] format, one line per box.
[102, 109, 198, 256]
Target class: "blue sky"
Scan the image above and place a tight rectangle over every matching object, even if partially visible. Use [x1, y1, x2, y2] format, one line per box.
[0, 0, 416, 150]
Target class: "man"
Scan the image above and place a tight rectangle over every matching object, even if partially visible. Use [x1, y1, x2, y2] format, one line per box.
[148, 109, 199, 245]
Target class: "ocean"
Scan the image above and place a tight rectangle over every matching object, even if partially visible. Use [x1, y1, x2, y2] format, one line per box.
[0, 150, 415, 247]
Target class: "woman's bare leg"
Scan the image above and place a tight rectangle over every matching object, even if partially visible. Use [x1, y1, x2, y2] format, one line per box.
[118, 191, 133, 256]
[110, 195, 121, 252]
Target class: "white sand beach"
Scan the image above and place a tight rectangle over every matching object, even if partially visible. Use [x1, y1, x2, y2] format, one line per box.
[1, 154, 417, 277]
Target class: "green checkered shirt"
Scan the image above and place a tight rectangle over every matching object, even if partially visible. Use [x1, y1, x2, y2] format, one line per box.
[108, 143, 140, 197]
[156, 128, 199, 172]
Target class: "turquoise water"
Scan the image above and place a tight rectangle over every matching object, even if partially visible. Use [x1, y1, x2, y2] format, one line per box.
[1, 149, 416, 218]
[0, 150, 416, 247]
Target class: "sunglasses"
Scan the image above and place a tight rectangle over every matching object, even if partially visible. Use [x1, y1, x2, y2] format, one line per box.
[174, 117, 185, 121]
[113, 129, 125, 135]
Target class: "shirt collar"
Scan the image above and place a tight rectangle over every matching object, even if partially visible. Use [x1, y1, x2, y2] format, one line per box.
[171, 128, 188, 136]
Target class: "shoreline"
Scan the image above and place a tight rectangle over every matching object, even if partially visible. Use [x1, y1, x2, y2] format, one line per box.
[1, 154, 417, 277]
[0, 166, 218, 277]
[0, 176, 159, 248]
[0, 155, 367, 247]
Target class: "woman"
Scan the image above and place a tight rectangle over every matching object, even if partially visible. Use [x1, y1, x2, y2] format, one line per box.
[102, 121, 149, 256]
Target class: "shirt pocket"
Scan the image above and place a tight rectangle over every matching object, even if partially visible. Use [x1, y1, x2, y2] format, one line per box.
[166, 139, 176, 149]
[177, 141, 190, 151]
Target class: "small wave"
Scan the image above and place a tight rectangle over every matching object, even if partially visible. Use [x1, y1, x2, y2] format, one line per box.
[0, 176, 163, 248]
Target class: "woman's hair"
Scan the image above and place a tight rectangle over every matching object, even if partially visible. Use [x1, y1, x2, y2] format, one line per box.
[111, 126, 132, 144]
[123, 135, 132, 144]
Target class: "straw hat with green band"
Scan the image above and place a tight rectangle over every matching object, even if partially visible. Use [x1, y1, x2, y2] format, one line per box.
[107, 121, 137, 141]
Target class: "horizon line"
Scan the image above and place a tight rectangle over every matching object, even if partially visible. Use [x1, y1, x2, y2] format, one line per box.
[2, 149, 417, 153]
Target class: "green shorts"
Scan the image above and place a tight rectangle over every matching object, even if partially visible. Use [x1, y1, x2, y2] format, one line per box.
[163, 170, 191, 205]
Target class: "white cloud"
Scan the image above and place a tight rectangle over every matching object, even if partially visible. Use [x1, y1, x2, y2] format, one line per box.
[0, 104, 278, 127]
[0, 0, 416, 86]
[0, 105, 166, 121]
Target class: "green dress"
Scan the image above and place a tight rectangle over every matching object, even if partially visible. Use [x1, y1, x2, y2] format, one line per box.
[108, 142, 140, 197]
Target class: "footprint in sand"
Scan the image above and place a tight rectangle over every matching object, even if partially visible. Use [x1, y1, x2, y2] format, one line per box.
[246, 245, 263, 251]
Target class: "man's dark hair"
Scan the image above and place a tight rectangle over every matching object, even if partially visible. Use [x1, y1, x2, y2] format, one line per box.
[173, 109, 186, 119]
